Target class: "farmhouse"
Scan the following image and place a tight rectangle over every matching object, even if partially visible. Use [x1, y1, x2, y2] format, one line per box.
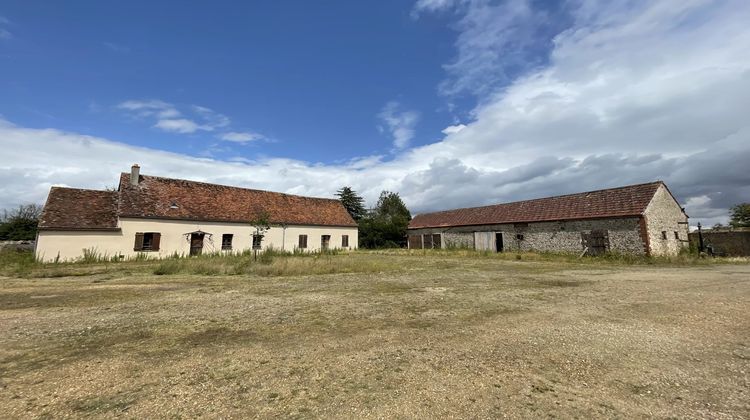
[35, 165, 358, 262]
[408, 181, 688, 256]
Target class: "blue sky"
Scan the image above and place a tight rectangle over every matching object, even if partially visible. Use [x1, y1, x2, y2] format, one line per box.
[1, 0, 749, 226]
[2, 1, 464, 161]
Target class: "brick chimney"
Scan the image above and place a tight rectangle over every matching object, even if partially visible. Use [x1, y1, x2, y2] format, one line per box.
[130, 164, 140, 186]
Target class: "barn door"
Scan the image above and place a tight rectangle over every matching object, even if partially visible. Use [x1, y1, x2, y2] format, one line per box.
[408, 235, 423, 249]
[582, 230, 609, 255]
[474, 232, 494, 251]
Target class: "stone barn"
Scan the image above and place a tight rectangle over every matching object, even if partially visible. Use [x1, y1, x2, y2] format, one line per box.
[407, 181, 689, 256]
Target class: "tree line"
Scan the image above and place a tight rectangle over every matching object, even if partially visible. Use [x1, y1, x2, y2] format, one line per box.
[0, 204, 42, 241]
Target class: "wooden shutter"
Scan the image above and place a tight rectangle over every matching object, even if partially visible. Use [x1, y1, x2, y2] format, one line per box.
[134, 232, 144, 251]
[342, 235, 349, 247]
[151, 233, 161, 251]
[299, 234, 307, 249]
[432, 234, 441, 249]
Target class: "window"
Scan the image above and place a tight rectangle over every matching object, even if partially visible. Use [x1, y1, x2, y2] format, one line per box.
[298, 234, 308, 249]
[516, 234, 524, 241]
[134, 232, 161, 251]
[321, 235, 331, 250]
[661, 231, 668, 240]
[221, 234, 233, 250]
[674, 231, 679, 240]
[342, 235, 349, 248]
[252, 234, 263, 250]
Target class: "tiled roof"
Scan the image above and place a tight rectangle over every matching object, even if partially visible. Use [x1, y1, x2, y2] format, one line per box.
[117, 173, 357, 227]
[39, 188, 120, 230]
[409, 181, 665, 229]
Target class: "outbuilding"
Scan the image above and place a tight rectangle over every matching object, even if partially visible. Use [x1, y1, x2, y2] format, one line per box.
[407, 181, 688, 256]
[35, 165, 358, 262]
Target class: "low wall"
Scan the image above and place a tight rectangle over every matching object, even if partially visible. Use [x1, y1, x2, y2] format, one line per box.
[0, 241, 35, 252]
[688, 231, 750, 256]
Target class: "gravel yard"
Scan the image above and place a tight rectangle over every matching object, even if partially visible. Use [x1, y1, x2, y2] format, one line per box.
[1, 253, 748, 418]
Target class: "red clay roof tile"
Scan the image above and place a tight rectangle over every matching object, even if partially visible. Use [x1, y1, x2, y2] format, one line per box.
[408, 181, 665, 229]
[116, 173, 357, 227]
[39, 173, 357, 230]
[39, 188, 120, 230]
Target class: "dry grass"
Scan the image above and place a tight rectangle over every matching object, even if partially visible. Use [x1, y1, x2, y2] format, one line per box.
[0, 251, 748, 418]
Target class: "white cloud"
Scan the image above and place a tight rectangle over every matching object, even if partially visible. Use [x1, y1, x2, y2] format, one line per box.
[154, 119, 203, 134]
[220, 131, 264, 143]
[2, 1, 749, 229]
[117, 99, 180, 119]
[118, 100, 253, 137]
[441, 124, 466, 135]
[415, 0, 548, 97]
[0, 16, 12, 40]
[378, 101, 420, 150]
[412, 0, 465, 16]
[102, 42, 130, 53]
[191, 105, 230, 129]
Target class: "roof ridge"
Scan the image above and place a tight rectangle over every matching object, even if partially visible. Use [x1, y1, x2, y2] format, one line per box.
[414, 181, 663, 217]
[49, 186, 116, 194]
[120, 172, 341, 202]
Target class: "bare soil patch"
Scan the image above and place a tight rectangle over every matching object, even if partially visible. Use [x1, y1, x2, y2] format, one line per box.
[1, 253, 748, 418]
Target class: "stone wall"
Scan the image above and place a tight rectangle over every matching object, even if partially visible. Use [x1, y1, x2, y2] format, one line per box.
[643, 184, 689, 256]
[688, 231, 750, 256]
[0, 240, 35, 252]
[409, 216, 646, 255]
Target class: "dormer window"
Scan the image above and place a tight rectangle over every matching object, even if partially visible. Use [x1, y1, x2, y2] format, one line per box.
[169, 201, 179, 209]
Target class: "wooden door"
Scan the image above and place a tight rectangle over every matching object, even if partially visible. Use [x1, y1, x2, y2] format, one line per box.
[582, 230, 609, 255]
[408, 235, 422, 249]
[190, 233, 204, 256]
[474, 232, 494, 251]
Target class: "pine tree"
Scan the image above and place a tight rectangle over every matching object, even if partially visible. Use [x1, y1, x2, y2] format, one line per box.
[729, 203, 750, 228]
[336, 186, 367, 221]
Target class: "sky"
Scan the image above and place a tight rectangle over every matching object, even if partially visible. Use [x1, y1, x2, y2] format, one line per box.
[1, 0, 749, 227]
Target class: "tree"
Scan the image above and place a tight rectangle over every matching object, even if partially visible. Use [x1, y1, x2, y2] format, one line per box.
[336, 186, 366, 221]
[249, 211, 272, 249]
[358, 191, 411, 248]
[729, 203, 750, 228]
[0, 204, 43, 241]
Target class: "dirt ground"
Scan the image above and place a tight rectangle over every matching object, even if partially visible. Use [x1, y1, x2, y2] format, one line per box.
[1, 254, 749, 418]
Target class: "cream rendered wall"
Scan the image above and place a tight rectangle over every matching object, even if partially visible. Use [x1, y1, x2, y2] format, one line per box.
[36, 218, 358, 262]
[644, 184, 689, 256]
[35, 230, 125, 262]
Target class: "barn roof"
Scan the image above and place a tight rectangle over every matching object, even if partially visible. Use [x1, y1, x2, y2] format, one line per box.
[38, 173, 357, 230]
[117, 173, 357, 227]
[39, 188, 120, 231]
[408, 181, 667, 229]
